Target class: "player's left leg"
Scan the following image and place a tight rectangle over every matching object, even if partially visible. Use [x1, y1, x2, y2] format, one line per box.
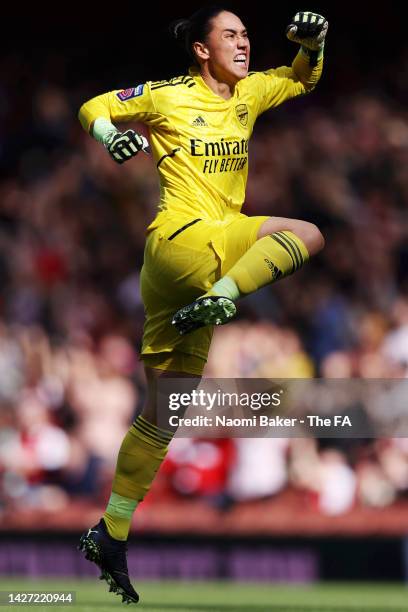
[209, 216, 324, 299]
[172, 216, 324, 334]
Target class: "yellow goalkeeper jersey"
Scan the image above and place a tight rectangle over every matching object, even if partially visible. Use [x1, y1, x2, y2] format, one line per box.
[79, 51, 322, 221]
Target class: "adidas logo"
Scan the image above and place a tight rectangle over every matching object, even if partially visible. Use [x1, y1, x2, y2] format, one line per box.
[264, 259, 282, 280]
[192, 116, 208, 127]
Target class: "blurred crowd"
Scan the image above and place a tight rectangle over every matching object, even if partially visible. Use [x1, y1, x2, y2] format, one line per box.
[1, 56, 408, 524]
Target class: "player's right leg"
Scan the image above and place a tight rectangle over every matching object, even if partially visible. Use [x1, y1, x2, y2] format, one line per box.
[80, 216, 212, 604]
[79, 364, 199, 604]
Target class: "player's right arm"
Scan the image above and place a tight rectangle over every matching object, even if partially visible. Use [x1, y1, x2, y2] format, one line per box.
[78, 84, 157, 164]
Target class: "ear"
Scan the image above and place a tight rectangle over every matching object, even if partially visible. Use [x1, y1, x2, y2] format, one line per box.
[193, 41, 210, 61]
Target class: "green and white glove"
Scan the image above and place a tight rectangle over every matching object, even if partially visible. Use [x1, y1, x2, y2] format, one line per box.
[104, 130, 149, 164]
[93, 117, 150, 164]
[286, 11, 328, 50]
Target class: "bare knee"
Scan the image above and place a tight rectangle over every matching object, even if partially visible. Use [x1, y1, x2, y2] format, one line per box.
[258, 217, 325, 257]
[300, 223, 325, 256]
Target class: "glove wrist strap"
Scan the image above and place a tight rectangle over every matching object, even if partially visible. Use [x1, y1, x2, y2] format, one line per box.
[300, 43, 324, 68]
[300, 43, 324, 59]
[92, 117, 118, 146]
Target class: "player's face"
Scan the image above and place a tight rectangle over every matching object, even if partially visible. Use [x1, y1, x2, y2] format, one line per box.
[203, 11, 250, 84]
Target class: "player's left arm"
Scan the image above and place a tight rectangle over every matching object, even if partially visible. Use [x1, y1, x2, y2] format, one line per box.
[253, 11, 327, 115]
[286, 11, 328, 89]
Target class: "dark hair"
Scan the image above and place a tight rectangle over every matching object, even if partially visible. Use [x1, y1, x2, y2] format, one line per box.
[169, 5, 228, 64]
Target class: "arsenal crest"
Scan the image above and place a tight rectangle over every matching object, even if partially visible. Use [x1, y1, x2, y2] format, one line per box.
[235, 104, 248, 126]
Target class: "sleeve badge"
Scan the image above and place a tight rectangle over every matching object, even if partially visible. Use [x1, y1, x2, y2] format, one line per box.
[116, 84, 144, 101]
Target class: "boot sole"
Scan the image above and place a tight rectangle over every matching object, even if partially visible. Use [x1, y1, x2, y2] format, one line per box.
[78, 535, 139, 605]
[172, 297, 236, 335]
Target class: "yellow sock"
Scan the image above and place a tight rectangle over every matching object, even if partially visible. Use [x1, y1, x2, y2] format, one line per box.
[209, 231, 309, 298]
[103, 415, 173, 541]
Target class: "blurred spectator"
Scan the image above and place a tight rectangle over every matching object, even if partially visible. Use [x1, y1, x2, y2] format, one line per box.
[227, 438, 289, 502]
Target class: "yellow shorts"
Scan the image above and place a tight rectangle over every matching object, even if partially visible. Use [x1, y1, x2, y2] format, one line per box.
[140, 211, 269, 375]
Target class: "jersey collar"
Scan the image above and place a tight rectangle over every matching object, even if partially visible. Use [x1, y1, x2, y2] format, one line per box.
[188, 66, 239, 102]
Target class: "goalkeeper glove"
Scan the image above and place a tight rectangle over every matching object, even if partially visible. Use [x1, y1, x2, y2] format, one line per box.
[104, 129, 150, 164]
[286, 11, 328, 51]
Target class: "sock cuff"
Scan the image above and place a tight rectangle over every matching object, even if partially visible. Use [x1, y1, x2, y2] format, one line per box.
[280, 230, 309, 261]
[208, 275, 240, 301]
[270, 230, 309, 274]
[132, 415, 173, 449]
[106, 491, 138, 519]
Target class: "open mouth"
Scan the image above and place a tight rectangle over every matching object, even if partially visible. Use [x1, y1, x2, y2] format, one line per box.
[234, 54, 247, 65]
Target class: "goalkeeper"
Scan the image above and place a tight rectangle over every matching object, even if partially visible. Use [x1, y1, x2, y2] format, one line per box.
[78, 7, 327, 604]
